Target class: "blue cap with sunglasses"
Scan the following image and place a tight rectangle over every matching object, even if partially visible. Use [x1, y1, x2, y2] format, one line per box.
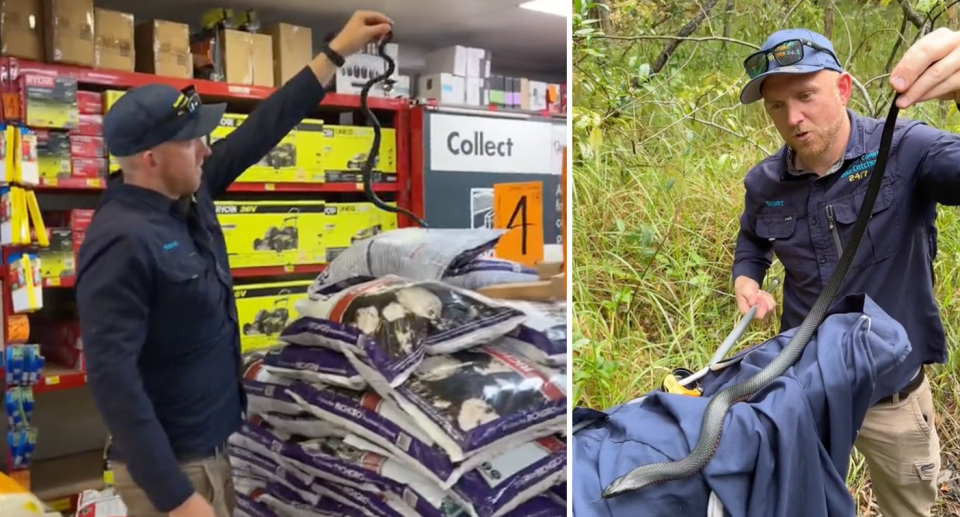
[739, 28, 843, 104]
[103, 83, 227, 157]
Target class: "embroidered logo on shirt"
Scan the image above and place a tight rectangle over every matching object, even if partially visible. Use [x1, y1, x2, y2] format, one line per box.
[162, 241, 179, 251]
[841, 151, 878, 182]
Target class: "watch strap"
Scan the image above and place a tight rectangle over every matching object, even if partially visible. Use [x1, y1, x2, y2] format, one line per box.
[321, 45, 345, 67]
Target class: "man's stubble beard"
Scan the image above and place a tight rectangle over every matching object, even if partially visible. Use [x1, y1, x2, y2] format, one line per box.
[795, 111, 843, 163]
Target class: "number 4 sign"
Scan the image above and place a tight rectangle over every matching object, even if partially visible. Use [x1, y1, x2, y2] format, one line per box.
[492, 181, 544, 266]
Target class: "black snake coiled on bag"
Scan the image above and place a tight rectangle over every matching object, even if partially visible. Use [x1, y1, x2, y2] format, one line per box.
[601, 95, 902, 498]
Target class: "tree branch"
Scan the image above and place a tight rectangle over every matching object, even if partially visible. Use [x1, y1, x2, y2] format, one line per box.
[690, 115, 771, 155]
[884, 14, 910, 75]
[650, 0, 723, 73]
[896, 0, 925, 29]
[588, 34, 759, 50]
[850, 74, 875, 116]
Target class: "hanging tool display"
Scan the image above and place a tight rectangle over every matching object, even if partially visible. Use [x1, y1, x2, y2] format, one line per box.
[600, 93, 903, 500]
[358, 31, 429, 228]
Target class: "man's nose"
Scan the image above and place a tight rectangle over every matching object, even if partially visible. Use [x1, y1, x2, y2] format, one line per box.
[198, 138, 212, 158]
[786, 106, 804, 127]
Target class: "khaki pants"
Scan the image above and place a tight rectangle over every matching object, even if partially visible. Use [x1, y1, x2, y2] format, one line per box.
[854, 376, 941, 517]
[111, 452, 236, 517]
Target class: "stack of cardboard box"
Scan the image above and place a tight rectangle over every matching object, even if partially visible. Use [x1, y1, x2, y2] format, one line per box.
[0, 0, 315, 88]
[416, 44, 563, 112]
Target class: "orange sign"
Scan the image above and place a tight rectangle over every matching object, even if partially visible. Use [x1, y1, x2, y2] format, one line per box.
[493, 181, 544, 266]
[7, 314, 29, 343]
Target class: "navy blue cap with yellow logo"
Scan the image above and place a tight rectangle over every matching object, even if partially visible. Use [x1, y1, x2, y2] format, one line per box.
[103, 83, 226, 157]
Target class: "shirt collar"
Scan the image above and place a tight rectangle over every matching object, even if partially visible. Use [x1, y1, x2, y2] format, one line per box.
[781, 108, 867, 179]
[100, 171, 193, 218]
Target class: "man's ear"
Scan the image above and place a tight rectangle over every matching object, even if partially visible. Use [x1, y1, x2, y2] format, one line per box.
[837, 72, 853, 104]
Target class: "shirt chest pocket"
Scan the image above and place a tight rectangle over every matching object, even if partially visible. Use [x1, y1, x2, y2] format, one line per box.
[156, 255, 219, 319]
[755, 213, 817, 274]
[823, 181, 899, 272]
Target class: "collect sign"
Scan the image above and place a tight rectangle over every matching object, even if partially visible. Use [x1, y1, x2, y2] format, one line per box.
[421, 110, 564, 249]
[429, 113, 554, 174]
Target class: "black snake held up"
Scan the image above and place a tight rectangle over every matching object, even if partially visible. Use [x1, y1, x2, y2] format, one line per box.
[600, 95, 903, 499]
[359, 30, 428, 228]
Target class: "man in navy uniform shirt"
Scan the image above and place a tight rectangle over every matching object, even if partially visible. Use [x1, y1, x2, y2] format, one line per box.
[733, 27, 960, 516]
[76, 10, 393, 517]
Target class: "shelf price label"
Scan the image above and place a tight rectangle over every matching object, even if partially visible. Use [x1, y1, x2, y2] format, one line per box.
[493, 181, 544, 267]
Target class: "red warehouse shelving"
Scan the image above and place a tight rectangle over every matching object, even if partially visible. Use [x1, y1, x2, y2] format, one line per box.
[0, 55, 423, 501]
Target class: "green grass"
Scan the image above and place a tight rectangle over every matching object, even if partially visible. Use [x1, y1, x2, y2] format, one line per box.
[573, 1, 960, 514]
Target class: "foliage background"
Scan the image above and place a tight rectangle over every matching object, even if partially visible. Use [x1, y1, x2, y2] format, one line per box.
[571, 0, 960, 513]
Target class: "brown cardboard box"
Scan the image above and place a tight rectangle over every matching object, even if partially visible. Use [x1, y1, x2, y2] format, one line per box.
[250, 33, 274, 87]
[219, 29, 274, 87]
[262, 22, 312, 86]
[220, 29, 251, 84]
[44, 0, 94, 66]
[134, 20, 191, 79]
[0, 0, 43, 60]
[93, 8, 133, 72]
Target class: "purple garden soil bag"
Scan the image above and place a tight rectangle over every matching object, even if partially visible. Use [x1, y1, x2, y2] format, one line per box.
[441, 258, 540, 291]
[278, 379, 460, 485]
[281, 314, 424, 389]
[236, 493, 282, 517]
[308, 228, 507, 297]
[451, 435, 567, 517]
[548, 482, 566, 503]
[237, 421, 473, 517]
[289, 275, 527, 362]
[496, 300, 566, 367]
[262, 344, 367, 390]
[235, 477, 348, 517]
[500, 495, 566, 517]
[388, 344, 567, 462]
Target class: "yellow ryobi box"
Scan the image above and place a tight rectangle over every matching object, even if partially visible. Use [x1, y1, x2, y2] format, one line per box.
[37, 228, 74, 284]
[209, 114, 326, 183]
[322, 125, 397, 184]
[35, 129, 71, 182]
[234, 280, 312, 354]
[215, 200, 327, 269]
[323, 202, 399, 262]
[20, 75, 79, 130]
[103, 90, 127, 172]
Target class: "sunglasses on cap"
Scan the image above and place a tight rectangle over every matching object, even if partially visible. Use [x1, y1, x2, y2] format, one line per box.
[743, 39, 840, 79]
[166, 85, 203, 121]
[131, 85, 203, 143]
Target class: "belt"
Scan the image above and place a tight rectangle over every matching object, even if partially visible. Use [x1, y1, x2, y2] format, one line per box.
[876, 365, 925, 405]
[176, 441, 229, 463]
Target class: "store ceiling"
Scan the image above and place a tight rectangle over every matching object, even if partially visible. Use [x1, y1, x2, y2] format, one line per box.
[95, 0, 568, 77]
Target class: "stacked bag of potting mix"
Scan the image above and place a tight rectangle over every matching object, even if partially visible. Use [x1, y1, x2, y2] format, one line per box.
[230, 228, 568, 517]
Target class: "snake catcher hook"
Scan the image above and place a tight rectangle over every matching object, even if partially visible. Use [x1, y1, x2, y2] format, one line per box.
[600, 93, 904, 499]
[358, 30, 429, 228]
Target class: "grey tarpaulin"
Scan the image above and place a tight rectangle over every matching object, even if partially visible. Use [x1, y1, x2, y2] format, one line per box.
[571, 293, 912, 517]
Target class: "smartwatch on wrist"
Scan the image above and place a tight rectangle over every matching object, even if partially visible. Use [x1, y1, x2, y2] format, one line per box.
[320, 45, 345, 68]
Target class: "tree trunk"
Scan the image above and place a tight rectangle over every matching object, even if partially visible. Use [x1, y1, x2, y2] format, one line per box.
[823, 5, 834, 39]
[721, 0, 735, 52]
[593, 0, 612, 34]
[651, 0, 723, 74]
